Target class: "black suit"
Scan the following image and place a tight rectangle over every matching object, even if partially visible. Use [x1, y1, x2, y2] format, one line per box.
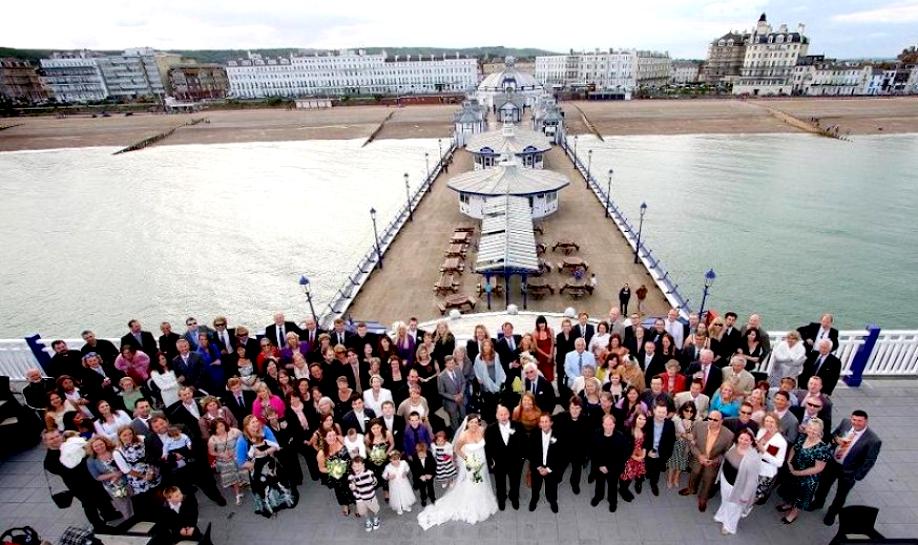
[798, 352, 843, 396]
[264, 321, 303, 348]
[797, 323, 840, 354]
[528, 429, 567, 510]
[590, 429, 632, 509]
[78, 365, 124, 407]
[348, 332, 378, 354]
[81, 339, 119, 368]
[172, 353, 206, 390]
[409, 452, 437, 504]
[211, 328, 236, 354]
[44, 449, 120, 530]
[380, 415, 405, 450]
[642, 417, 676, 491]
[683, 362, 722, 399]
[523, 376, 556, 413]
[285, 405, 320, 481]
[554, 410, 591, 491]
[554, 332, 577, 399]
[485, 420, 525, 509]
[639, 351, 665, 380]
[814, 419, 882, 517]
[158, 495, 201, 542]
[329, 329, 355, 349]
[341, 408, 376, 434]
[790, 405, 833, 442]
[572, 323, 594, 345]
[46, 349, 84, 379]
[159, 332, 181, 361]
[719, 327, 742, 360]
[497, 334, 522, 373]
[146, 428, 225, 505]
[300, 327, 326, 348]
[222, 390, 256, 424]
[121, 331, 159, 359]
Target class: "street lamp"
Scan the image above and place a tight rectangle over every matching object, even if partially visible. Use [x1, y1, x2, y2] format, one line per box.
[437, 138, 443, 163]
[587, 149, 593, 186]
[425, 152, 430, 179]
[605, 168, 613, 218]
[404, 173, 413, 222]
[573, 134, 579, 158]
[370, 208, 383, 269]
[698, 268, 717, 320]
[298, 275, 317, 322]
[634, 202, 647, 264]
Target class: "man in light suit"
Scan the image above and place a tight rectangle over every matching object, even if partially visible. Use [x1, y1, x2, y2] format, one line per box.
[663, 309, 684, 352]
[680, 410, 734, 512]
[564, 338, 596, 390]
[674, 379, 710, 418]
[437, 356, 466, 432]
[797, 339, 843, 395]
[683, 349, 722, 399]
[797, 313, 840, 355]
[264, 312, 303, 349]
[522, 361, 556, 413]
[815, 410, 882, 526]
[528, 413, 566, 513]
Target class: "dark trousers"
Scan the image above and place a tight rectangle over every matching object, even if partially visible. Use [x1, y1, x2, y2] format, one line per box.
[814, 461, 856, 514]
[172, 463, 225, 505]
[74, 489, 120, 530]
[530, 468, 558, 507]
[591, 469, 623, 507]
[568, 455, 587, 488]
[493, 461, 522, 507]
[297, 444, 321, 481]
[416, 477, 436, 504]
[645, 455, 665, 487]
[481, 392, 501, 424]
[620, 300, 629, 315]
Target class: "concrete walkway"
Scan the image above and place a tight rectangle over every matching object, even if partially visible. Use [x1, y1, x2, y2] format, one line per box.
[345, 142, 672, 327]
[3, 380, 917, 544]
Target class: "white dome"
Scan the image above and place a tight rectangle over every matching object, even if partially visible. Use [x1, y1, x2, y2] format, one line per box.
[478, 60, 542, 93]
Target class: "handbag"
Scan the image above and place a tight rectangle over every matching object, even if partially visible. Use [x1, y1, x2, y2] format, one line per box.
[0, 526, 41, 545]
[42, 469, 74, 509]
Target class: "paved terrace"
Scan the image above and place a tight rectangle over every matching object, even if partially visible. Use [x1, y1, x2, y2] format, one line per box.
[1, 380, 916, 544]
[346, 144, 672, 326]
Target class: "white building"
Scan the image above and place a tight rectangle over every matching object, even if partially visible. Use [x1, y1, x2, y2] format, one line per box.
[447, 162, 570, 219]
[40, 53, 108, 103]
[791, 57, 871, 96]
[465, 124, 552, 170]
[454, 98, 485, 146]
[95, 47, 165, 100]
[671, 61, 702, 84]
[531, 94, 566, 144]
[226, 49, 478, 98]
[476, 56, 544, 109]
[733, 14, 809, 96]
[534, 49, 672, 94]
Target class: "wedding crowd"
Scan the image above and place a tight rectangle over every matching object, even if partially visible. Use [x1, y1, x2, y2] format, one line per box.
[25, 308, 882, 540]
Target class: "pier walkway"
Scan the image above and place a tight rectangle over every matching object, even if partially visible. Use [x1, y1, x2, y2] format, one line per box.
[345, 142, 671, 326]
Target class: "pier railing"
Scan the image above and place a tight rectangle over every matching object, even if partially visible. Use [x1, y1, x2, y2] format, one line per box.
[317, 138, 459, 329]
[561, 136, 693, 315]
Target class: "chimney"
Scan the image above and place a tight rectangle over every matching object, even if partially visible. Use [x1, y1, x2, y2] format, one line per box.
[797, 23, 806, 34]
[779, 23, 788, 32]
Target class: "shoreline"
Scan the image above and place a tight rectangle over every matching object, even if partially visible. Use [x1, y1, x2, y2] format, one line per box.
[1, 97, 917, 151]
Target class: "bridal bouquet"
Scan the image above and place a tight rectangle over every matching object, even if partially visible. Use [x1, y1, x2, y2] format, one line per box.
[326, 458, 349, 480]
[369, 444, 388, 466]
[465, 453, 484, 484]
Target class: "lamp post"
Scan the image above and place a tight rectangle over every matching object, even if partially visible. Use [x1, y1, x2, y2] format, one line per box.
[425, 152, 430, 179]
[573, 134, 579, 159]
[586, 149, 593, 186]
[404, 173, 413, 222]
[605, 168, 613, 218]
[370, 208, 383, 269]
[437, 138, 443, 166]
[298, 275, 317, 322]
[633, 202, 647, 264]
[698, 268, 717, 320]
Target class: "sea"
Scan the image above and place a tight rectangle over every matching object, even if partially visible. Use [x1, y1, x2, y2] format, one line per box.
[0, 133, 916, 337]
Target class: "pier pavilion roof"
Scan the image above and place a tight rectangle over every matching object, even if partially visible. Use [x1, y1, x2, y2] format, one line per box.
[447, 163, 569, 197]
[476, 196, 540, 274]
[478, 56, 542, 92]
[465, 124, 552, 156]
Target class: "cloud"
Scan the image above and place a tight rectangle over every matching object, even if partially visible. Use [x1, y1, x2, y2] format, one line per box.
[833, 1, 918, 23]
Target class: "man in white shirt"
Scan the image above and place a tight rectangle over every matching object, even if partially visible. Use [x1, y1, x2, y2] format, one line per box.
[484, 405, 524, 511]
[528, 413, 563, 513]
[815, 410, 882, 525]
[664, 309, 684, 349]
[564, 338, 596, 389]
[674, 379, 710, 418]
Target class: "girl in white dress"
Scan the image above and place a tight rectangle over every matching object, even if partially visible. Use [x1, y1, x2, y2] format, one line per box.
[382, 451, 416, 515]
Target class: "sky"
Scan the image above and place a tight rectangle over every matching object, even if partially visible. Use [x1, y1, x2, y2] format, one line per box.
[1, 0, 915, 59]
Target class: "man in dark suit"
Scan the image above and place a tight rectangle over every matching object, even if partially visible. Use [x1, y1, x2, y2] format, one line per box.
[172, 339, 205, 390]
[797, 339, 843, 395]
[22, 368, 55, 411]
[80, 330, 119, 367]
[210, 316, 235, 355]
[572, 312, 594, 345]
[485, 404, 525, 511]
[555, 319, 577, 401]
[121, 319, 159, 357]
[300, 317, 325, 348]
[129, 399, 155, 437]
[46, 340, 84, 379]
[643, 403, 676, 496]
[379, 401, 404, 450]
[145, 415, 226, 506]
[167, 387, 206, 444]
[648, 318, 667, 348]
[329, 318, 354, 348]
[719, 312, 742, 359]
[406, 317, 426, 346]
[639, 341, 665, 380]
[497, 322, 522, 376]
[78, 352, 123, 406]
[790, 396, 832, 442]
[681, 333, 708, 369]
[528, 413, 566, 513]
[264, 312, 303, 349]
[683, 349, 722, 399]
[341, 349, 370, 392]
[797, 313, 840, 355]
[590, 414, 631, 511]
[341, 394, 376, 434]
[181, 317, 214, 351]
[159, 486, 202, 542]
[465, 325, 494, 363]
[814, 410, 882, 525]
[222, 378, 256, 424]
[522, 362, 556, 413]
[232, 326, 260, 363]
[348, 321, 378, 354]
[159, 322, 182, 361]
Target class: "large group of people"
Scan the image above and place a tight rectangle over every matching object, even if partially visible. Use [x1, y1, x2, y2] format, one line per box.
[28, 309, 881, 539]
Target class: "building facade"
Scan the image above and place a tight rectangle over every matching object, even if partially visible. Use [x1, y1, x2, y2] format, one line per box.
[534, 49, 671, 93]
[733, 14, 809, 96]
[226, 49, 478, 99]
[0, 58, 47, 104]
[791, 56, 871, 96]
[40, 53, 108, 103]
[95, 48, 165, 100]
[168, 64, 229, 100]
[671, 61, 702, 84]
[703, 32, 750, 83]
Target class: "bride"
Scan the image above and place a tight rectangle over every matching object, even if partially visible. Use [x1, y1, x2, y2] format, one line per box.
[417, 414, 499, 530]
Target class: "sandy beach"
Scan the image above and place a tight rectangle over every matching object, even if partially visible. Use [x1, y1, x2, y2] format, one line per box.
[1, 97, 916, 151]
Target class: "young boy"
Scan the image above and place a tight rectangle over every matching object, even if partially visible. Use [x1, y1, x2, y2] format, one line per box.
[409, 442, 437, 506]
[348, 457, 381, 532]
[160, 486, 200, 543]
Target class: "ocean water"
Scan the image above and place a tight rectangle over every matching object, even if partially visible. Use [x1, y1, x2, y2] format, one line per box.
[0, 139, 438, 337]
[578, 133, 918, 330]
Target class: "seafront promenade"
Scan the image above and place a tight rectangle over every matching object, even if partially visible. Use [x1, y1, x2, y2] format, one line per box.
[2, 380, 916, 544]
[344, 142, 672, 325]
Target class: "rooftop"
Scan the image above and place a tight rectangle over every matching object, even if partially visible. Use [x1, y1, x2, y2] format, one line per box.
[447, 162, 569, 196]
[465, 125, 553, 156]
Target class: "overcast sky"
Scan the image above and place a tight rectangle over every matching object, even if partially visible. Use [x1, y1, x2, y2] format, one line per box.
[2, 0, 915, 59]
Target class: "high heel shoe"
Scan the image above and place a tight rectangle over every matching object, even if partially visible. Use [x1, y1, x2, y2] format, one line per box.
[235, 493, 244, 506]
[781, 516, 798, 525]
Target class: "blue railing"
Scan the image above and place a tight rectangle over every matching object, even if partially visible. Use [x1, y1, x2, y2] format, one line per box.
[318, 138, 459, 328]
[561, 136, 692, 316]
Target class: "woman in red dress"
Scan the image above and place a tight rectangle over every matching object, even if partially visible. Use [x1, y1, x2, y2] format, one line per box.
[532, 315, 555, 382]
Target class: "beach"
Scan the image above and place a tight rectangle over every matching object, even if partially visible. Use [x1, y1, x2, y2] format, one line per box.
[1, 97, 916, 151]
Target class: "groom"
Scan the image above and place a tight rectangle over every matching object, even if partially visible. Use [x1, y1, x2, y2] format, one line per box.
[528, 413, 566, 513]
[485, 405, 524, 511]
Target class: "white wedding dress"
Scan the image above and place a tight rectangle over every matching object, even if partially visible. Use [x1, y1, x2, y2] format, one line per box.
[417, 438, 499, 530]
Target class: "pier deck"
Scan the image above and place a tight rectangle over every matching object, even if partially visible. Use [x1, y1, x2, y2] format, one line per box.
[345, 144, 672, 326]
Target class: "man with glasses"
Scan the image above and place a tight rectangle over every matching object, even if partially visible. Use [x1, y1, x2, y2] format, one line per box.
[211, 316, 235, 355]
[791, 395, 833, 441]
[233, 325, 260, 362]
[522, 361, 556, 413]
[182, 317, 212, 351]
[680, 410, 734, 512]
[723, 401, 759, 436]
[159, 322, 181, 362]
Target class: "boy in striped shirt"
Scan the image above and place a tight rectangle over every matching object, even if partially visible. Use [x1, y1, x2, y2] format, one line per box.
[348, 457, 381, 532]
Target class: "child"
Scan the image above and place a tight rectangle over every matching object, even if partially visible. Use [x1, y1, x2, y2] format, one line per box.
[164, 426, 194, 469]
[348, 457, 381, 532]
[343, 427, 367, 459]
[160, 486, 201, 542]
[118, 377, 145, 412]
[382, 451, 415, 515]
[431, 431, 457, 488]
[409, 442, 436, 506]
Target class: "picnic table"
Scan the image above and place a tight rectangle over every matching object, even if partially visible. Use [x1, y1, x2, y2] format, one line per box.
[441, 257, 464, 274]
[454, 225, 475, 233]
[445, 243, 467, 258]
[477, 276, 504, 297]
[525, 277, 555, 298]
[433, 273, 459, 295]
[559, 281, 594, 299]
[533, 224, 544, 235]
[451, 231, 471, 244]
[552, 240, 581, 255]
[437, 293, 478, 315]
[558, 256, 589, 273]
[537, 259, 553, 274]
[535, 242, 547, 255]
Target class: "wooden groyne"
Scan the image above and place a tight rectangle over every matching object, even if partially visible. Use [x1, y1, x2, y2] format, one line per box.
[362, 111, 394, 147]
[0, 123, 24, 132]
[752, 103, 851, 141]
[112, 117, 208, 155]
[570, 103, 604, 141]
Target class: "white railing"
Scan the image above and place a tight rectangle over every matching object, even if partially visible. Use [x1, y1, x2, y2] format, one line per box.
[0, 337, 118, 381]
[760, 330, 866, 377]
[863, 330, 918, 376]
